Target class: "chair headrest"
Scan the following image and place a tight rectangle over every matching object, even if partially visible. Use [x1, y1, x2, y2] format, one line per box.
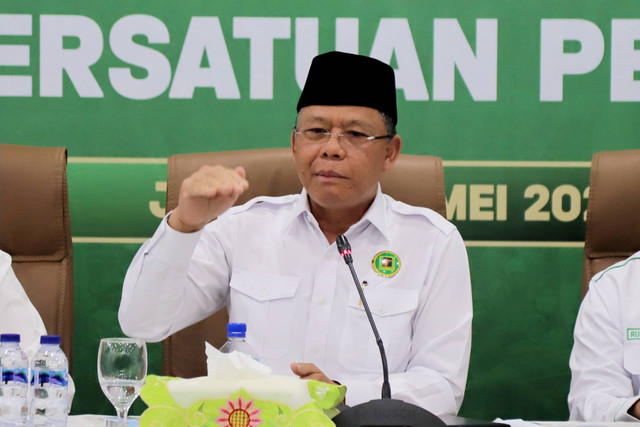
[0, 144, 69, 261]
[585, 149, 640, 258]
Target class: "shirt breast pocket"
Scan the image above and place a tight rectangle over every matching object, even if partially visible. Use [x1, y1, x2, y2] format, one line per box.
[229, 269, 299, 359]
[340, 287, 419, 373]
[623, 344, 640, 393]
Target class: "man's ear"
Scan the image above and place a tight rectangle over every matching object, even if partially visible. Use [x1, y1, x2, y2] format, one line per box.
[383, 135, 402, 172]
[291, 129, 297, 155]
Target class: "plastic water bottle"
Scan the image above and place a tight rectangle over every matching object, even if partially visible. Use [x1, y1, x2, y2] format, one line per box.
[30, 335, 68, 426]
[0, 334, 29, 425]
[219, 323, 258, 360]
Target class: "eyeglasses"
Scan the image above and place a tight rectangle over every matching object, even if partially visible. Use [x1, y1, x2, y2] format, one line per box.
[293, 128, 393, 147]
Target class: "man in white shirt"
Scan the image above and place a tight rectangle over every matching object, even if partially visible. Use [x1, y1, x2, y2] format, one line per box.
[569, 250, 640, 421]
[0, 249, 47, 360]
[0, 249, 75, 408]
[119, 51, 472, 415]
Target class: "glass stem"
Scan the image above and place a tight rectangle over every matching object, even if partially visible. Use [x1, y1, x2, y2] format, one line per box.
[117, 407, 128, 425]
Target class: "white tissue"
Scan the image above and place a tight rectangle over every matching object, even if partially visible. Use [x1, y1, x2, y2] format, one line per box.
[205, 341, 272, 379]
[166, 342, 312, 409]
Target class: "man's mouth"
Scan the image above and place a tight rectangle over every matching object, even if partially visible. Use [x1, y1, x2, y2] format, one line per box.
[313, 170, 346, 179]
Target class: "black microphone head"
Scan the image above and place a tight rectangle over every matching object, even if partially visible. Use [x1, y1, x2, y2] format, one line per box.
[336, 235, 350, 251]
[336, 235, 353, 264]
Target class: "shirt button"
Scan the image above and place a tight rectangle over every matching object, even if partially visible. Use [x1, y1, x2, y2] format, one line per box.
[311, 346, 319, 355]
[318, 299, 326, 306]
[324, 252, 333, 260]
[378, 306, 385, 315]
[259, 289, 267, 297]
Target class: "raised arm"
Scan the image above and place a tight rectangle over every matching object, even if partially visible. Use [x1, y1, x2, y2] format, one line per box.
[119, 165, 248, 341]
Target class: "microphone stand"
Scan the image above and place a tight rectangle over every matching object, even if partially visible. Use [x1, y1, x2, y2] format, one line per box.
[333, 235, 447, 427]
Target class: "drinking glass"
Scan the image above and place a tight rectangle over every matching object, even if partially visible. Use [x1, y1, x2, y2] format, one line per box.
[97, 338, 147, 425]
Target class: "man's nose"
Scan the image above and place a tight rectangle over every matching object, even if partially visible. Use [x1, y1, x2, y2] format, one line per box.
[321, 133, 346, 158]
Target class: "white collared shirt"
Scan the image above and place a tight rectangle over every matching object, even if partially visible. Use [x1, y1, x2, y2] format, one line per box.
[0, 250, 47, 360]
[0, 250, 76, 410]
[569, 250, 640, 421]
[119, 187, 472, 415]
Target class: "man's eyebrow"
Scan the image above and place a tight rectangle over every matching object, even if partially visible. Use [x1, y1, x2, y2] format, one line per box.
[299, 115, 330, 124]
[342, 119, 374, 129]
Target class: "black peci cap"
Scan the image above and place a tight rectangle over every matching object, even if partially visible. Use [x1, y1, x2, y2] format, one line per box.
[296, 51, 398, 125]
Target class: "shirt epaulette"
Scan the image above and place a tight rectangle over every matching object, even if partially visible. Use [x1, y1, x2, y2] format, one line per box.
[594, 255, 640, 283]
[389, 199, 456, 235]
[0, 250, 10, 281]
[225, 195, 299, 216]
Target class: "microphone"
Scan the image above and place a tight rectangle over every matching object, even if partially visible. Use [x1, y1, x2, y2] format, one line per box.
[332, 234, 447, 427]
[336, 235, 391, 399]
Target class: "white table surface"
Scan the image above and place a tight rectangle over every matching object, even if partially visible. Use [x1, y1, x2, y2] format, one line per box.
[498, 420, 639, 427]
[68, 414, 139, 427]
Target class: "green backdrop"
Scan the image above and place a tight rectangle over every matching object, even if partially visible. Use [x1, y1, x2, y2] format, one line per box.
[1, 0, 639, 420]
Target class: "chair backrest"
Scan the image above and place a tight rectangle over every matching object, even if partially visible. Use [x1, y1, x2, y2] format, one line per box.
[0, 143, 74, 367]
[162, 147, 446, 377]
[582, 149, 640, 298]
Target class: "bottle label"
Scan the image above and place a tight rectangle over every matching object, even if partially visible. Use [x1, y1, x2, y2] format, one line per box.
[31, 370, 68, 387]
[1, 367, 28, 384]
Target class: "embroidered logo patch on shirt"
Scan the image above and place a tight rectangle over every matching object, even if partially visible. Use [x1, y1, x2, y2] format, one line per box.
[627, 328, 640, 340]
[372, 251, 400, 278]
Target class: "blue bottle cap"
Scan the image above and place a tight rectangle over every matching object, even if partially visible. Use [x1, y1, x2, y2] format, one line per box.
[227, 323, 247, 338]
[0, 334, 20, 343]
[40, 335, 61, 345]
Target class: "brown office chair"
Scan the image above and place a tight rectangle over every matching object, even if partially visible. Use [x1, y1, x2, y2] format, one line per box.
[582, 149, 640, 298]
[162, 147, 446, 377]
[0, 143, 74, 368]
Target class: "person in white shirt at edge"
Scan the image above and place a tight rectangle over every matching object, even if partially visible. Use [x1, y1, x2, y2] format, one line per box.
[568, 250, 640, 421]
[118, 51, 472, 416]
[0, 249, 75, 409]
